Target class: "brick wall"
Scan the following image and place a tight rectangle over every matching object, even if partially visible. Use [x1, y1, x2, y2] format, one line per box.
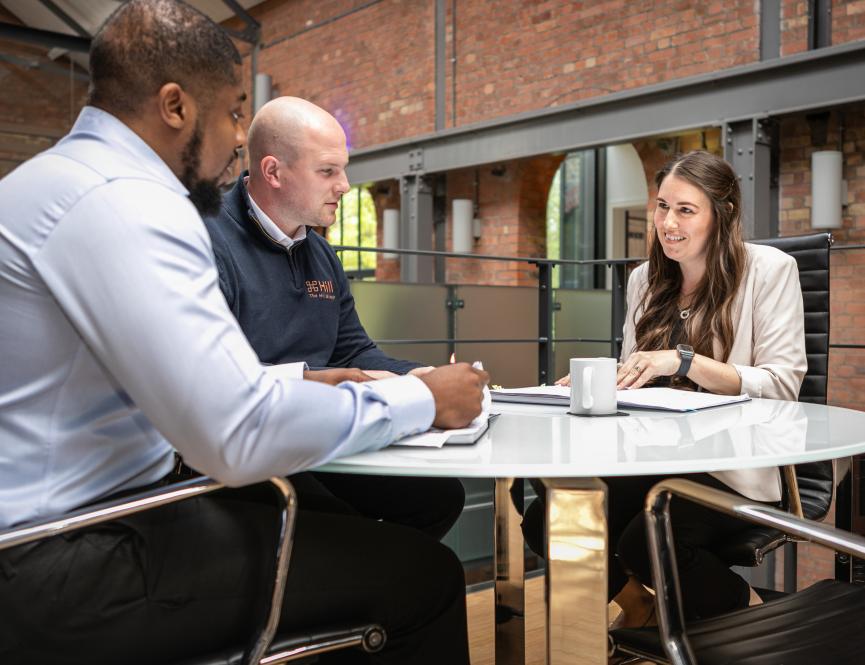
[783, 0, 865, 55]
[0, 8, 88, 177]
[236, 0, 436, 148]
[778, 104, 865, 410]
[236, 0, 763, 150]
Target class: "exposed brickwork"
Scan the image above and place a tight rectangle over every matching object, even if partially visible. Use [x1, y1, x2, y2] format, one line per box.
[451, 1, 759, 126]
[443, 155, 561, 286]
[781, 0, 810, 55]
[372, 179, 401, 282]
[835, 0, 865, 43]
[236, 0, 435, 149]
[0, 9, 88, 177]
[782, 0, 865, 55]
[778, 106, 865, 398]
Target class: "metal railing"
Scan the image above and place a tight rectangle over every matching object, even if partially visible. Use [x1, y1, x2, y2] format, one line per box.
[333, 244, 637, 384]
[333, 241, 865, 382]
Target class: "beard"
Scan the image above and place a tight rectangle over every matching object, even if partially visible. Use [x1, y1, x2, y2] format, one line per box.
[179, 120, 228, 218]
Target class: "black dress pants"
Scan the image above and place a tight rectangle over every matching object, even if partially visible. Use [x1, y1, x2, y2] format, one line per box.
[0, 483, 470, 665]
[523, 473, 755, 620]
[296, 471, 465, 542]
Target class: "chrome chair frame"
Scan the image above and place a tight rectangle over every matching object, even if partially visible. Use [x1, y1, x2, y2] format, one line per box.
[640, 478, 865, 665]
[0, 476, 384, 665]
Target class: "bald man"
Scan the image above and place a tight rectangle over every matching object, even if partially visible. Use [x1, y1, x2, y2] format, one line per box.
[203, 97, 466, 541]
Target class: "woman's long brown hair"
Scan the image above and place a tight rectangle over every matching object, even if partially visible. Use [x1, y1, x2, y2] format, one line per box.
[634, 151, 746, 375]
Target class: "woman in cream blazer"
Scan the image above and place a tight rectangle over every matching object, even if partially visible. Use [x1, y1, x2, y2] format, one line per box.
[525, 150, 806, 629]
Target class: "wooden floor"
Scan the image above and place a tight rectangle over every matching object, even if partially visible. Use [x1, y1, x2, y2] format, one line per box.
[466, 576, 647, 665]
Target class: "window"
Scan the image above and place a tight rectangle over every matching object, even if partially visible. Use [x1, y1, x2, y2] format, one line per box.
[328, 185, 377, 279]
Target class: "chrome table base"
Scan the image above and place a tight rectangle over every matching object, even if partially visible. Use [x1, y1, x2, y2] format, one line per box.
[492, 477, 609, 665]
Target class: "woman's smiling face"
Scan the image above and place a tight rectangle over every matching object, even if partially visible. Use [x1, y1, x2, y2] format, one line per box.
[653, 173, 715, 270]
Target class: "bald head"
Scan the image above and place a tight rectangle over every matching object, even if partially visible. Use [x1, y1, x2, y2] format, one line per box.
[245, 96, 350, 235]
[248, 97, 346, 170]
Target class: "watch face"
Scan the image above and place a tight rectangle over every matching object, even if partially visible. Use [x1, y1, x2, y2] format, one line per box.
[676, 344, 695, 358]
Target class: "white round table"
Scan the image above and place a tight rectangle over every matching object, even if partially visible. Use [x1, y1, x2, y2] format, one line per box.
[317, 399, 865, 665]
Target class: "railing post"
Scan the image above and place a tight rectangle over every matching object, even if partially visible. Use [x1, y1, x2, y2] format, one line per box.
[536, 261, 553, 385]
[611, 262, 626, 360]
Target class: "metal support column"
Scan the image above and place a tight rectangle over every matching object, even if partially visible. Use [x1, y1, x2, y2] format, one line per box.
[399, 173, 435, 283]
[760, 0, 780, 60]
[724, 119, 775, 240]
[494, 478, 525, 665]
[611, 263, 626, 360]
[543, 477, 608, 665]
[434, 0, 447, 132]
[808, 0, 832, 50]
[537, 262, 553, 385]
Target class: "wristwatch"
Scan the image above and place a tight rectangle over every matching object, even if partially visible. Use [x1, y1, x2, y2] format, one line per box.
[675, 344, 695, 377]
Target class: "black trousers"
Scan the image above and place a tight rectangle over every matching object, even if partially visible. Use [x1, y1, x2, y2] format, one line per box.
[523, 473, 756, 620]
[0, 482, 470, 665]
[298, 471, 465, 542]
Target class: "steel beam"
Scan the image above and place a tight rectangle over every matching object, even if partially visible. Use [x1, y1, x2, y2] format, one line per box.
[37, 0, 90, 38]
[399, 174, 435, 283]
[347, 42, 865, 184]
[0, 22, 89, 52]
[724, 119, 774, 240]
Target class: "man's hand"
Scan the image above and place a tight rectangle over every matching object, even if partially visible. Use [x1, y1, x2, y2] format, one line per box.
[303, 368, 374, 386]
[419, 362, 490, 429]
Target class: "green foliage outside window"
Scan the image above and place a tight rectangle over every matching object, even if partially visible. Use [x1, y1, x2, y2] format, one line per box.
[327, 186, 378, 274]
[546, 168, 561, 289]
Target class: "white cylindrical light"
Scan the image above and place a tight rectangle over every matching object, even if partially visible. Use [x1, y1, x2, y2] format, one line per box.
[254, 73, 273, 114]
[382, 208, 399, 259]
[452, 198, 474, 253]
[811, 150, 843, 229]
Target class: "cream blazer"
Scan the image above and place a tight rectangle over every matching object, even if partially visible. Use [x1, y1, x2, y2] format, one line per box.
[621, 243, 807, 501]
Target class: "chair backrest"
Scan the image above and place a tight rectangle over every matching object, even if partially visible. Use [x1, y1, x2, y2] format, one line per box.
[751, 232, 833, 520]
[750, 232, 831, 405]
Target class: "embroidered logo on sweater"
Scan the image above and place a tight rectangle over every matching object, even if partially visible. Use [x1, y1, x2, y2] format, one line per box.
[305, 280, 336, 300]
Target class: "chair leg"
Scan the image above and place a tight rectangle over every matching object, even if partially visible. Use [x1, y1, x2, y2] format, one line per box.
[784, 541, 798, 592]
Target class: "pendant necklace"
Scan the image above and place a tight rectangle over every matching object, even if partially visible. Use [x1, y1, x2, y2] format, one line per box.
[679, 307, 691, 320]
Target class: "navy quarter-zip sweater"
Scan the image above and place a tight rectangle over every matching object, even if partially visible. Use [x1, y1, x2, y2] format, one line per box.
[203, 174, 421, 374]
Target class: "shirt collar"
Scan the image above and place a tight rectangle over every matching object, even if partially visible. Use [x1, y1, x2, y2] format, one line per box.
[61, 106, 188, 196]
[244, 177, 307, 250]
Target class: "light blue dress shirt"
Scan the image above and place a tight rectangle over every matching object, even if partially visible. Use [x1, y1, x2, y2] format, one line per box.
[0, 107, 434, 529]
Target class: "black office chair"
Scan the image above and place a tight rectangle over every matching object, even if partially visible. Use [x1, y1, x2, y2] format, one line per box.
[611, 478, 865, 665]
[716, 232, 834, 571]
[0, 476, 386, 665]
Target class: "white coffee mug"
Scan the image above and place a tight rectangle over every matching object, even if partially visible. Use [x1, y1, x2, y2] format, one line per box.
[569, 357, 617, 416]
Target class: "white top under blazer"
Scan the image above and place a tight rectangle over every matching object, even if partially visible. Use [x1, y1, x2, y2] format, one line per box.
[621, 242, 807, 502]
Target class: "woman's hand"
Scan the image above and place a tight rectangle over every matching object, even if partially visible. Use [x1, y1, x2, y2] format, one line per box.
[617, 350, 680, 389]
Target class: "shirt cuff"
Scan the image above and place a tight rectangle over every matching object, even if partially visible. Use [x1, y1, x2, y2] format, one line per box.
[268, 361, 307, 381]
[364, 375, 435, 440]
[733, 364, 763, 398]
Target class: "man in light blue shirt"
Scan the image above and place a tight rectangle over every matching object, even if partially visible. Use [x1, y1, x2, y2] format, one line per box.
[0, 2, 484, 663]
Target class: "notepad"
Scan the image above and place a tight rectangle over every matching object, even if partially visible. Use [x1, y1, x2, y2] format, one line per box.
[395, 387, 495, 448]
[491, 385, 750, 412]
[491, 385, 570, 406]
[617, 387, 750, 411]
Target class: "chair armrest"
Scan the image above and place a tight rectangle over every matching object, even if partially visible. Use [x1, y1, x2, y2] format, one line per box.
[0, 475, 298, 665]
[642, 477, 865, 665]
[0, 475, 224, 551]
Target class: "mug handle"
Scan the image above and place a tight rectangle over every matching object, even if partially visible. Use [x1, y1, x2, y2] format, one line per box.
[582, 366, 594, 410]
